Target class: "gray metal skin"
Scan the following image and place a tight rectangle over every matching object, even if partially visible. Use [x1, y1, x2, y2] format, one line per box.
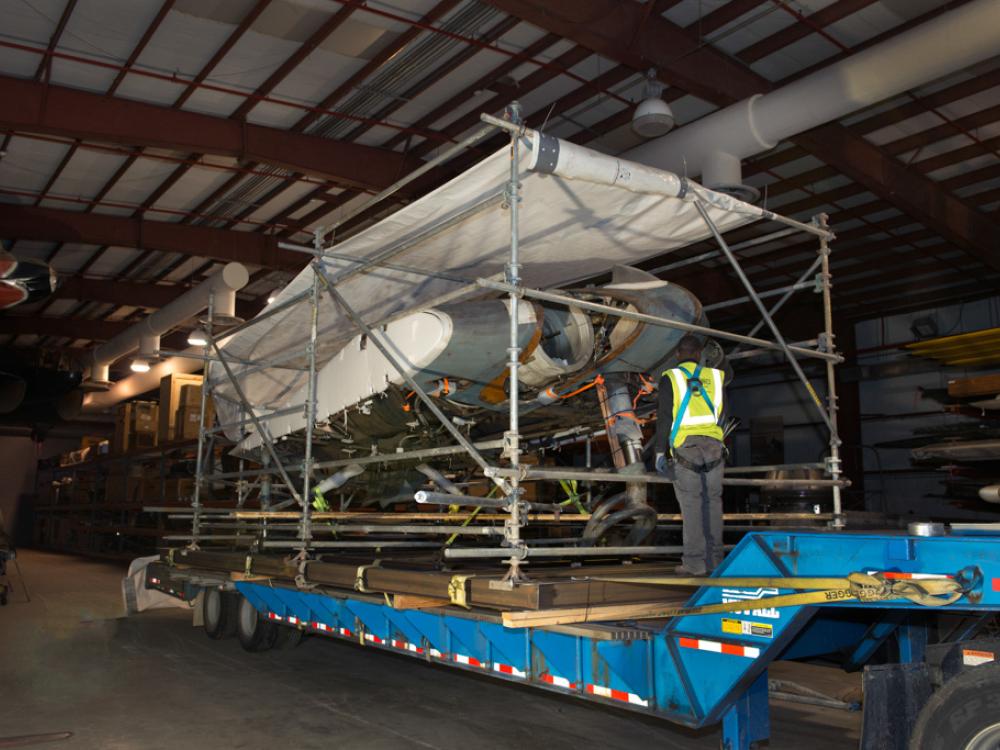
[317, 265, 705, 451]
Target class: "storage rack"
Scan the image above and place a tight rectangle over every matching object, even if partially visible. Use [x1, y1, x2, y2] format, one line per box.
[33, 438, 235, 560]
[157, 104, 847, 582]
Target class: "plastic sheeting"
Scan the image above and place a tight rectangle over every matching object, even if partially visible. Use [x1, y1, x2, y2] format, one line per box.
[210, 129, 768, 438]
[121, 555, 189, 614]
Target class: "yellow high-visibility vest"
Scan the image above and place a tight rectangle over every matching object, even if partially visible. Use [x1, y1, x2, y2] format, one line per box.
[664, 361, 724, 451]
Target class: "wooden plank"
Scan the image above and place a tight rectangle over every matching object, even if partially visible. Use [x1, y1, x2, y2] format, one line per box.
[229, 572, 269, 582]
[948, 373, 1000, 398]
[503, 601, 679, 628]
[392, 594, 451, 610]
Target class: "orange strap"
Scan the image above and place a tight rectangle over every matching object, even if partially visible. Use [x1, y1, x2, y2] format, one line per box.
[556, 374, 604, 401]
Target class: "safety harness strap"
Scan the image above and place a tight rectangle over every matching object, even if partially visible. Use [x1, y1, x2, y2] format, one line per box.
[669, 363, 702, 450]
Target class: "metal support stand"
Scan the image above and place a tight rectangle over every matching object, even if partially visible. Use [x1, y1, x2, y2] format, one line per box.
[897, 618, 929, 664]
[190, 293, 214, 547]
[210, 340, 303, 507]
[298, 255, 322, 553]
[696, 202, 834, 434]
[721, 671, 770, 750]
[165, 110, 847, 556]
[817, 214, 845, 527]
[696, 202, 844, 527]
[501, 101, 528, 585]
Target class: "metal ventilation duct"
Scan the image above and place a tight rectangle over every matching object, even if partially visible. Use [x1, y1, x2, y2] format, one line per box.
[624, 0, 1000, 192]
[84, 262, 249, 386]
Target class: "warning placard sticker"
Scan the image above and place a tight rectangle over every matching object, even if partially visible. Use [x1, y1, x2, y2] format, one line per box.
[963, 649, 996, 667]
[721, 618, 774, 639]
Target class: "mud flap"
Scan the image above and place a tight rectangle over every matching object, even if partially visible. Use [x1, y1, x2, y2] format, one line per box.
[860, 662, 932, 750]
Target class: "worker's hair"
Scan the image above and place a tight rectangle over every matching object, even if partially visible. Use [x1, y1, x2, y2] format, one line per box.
[676, 334, 703, 361]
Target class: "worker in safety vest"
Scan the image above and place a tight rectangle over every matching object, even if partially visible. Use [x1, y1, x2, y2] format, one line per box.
[654, 335, 728, 576]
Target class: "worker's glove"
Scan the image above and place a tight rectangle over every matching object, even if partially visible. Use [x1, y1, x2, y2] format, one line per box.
[655, 453, 674, 479]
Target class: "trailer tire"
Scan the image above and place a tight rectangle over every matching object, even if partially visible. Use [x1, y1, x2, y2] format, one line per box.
[236, 596, 278, 652]
[910, 663, 1000, 749]
[273, 625, 303, 650]
[203, 588, 238, 640]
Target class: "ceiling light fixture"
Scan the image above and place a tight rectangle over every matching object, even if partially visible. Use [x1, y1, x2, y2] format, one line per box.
[632, 69, 674, 138]
[187, 328, 209, 347]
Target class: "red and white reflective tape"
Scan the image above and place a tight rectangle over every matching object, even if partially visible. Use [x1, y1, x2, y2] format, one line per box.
[493, 663, 526, 679]
[586, 684, 649, 707]
[391, 639, 424, 654]
[429, 648, 447, 659]
[267, 612, 282, 621]
[453, 653, 487, 668]
[679, 637, 760, 659]
[312, 622, 353, 638]
[286, 615, 301, 626]
[364, 633, 385, 645]
[540, 673, 577, 690]
[866, 570, 953, 580]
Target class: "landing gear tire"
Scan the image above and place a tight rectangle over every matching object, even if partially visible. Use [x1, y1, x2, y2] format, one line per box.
[910, 663, 1000, 749]
[582, 492, 656, 546]
[203, 588, 238, 640]
[236, 596, 278, 652]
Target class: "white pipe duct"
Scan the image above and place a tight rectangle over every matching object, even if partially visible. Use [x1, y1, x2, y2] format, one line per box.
[83, 349, 204, 411]
[86, 262, 248, 379]
[624, 0, 1000, 181]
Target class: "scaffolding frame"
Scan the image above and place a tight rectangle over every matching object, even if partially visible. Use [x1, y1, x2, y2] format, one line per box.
[170, 104, 846, 579]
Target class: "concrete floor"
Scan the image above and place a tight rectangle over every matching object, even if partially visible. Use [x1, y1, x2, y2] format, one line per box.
[1, 550, 862, 749]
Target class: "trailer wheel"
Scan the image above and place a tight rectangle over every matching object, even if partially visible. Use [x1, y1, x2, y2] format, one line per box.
[910, 663, 1000, 749]
[273, 625, 303, 650]
[236, 596, 278, 652]
[203, 588, 238, 640]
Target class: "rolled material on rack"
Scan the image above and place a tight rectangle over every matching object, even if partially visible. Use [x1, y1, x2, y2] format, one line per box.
[979, 485, 1000, 504]
[414, 490, 564, 512]
[415, 490, 507, 508]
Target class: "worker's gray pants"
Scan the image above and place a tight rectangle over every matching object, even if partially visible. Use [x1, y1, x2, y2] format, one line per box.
[673, 435, 725, 575]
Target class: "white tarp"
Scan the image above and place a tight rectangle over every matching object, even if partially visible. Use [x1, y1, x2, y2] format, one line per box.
[211, 129, 767, 437]
[122, 555, 188, 614]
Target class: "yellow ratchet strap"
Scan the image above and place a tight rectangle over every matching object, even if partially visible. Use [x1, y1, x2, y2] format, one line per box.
[589, 571, 967, 618]
[355, 561, 381, 593]
[448, 574, 476, 609]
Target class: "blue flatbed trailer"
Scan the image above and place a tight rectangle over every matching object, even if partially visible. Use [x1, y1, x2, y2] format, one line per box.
[147, 529, 1000, 749]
